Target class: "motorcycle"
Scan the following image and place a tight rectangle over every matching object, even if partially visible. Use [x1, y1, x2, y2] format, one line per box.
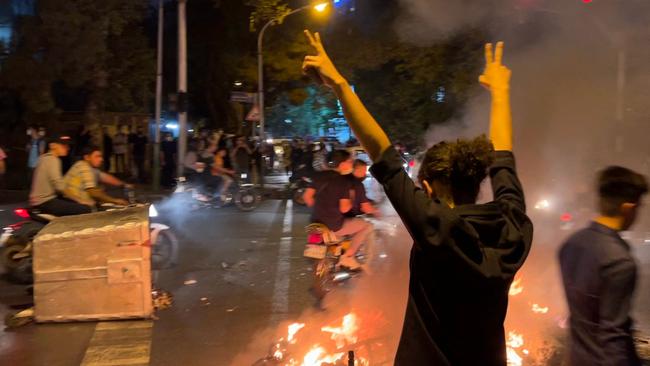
[303, 221, 376, 309]
[174, 172, 261, 212]
[288, 164, 312, 206]
[1, 200, 178, 284]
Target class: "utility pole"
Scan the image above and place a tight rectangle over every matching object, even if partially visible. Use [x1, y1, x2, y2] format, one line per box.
[153, 0, 164, 191]
[177, 0, 188, 177]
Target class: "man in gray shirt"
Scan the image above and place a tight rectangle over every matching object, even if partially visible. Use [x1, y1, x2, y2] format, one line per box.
[29, 135, 91, 216]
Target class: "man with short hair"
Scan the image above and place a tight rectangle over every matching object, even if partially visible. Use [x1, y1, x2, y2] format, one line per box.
[304, 149, 372, 270]
[29, 135, 91, 216]
[64, 146, 130, 208]
[346, 159, 378, 217]
[560, 166, 648, 366]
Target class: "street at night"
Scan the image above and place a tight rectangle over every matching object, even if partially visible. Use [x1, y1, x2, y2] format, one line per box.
[2, 0, 650, 365]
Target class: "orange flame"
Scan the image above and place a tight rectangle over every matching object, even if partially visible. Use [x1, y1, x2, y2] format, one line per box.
[301, 346, 344, 366]
[506, 331, 524, 366]
[509, 278, 524, 296]
[287, 323, 306, 344]
[531, 303, 549, 314]
[321, 313, 360, 349]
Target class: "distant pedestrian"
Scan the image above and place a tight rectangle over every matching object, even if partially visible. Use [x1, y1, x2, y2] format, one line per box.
[102, 127, 113, 172]
[560, 166, 648, 366]
[113, 126, 129, 174]
[131, 127, 149, 182]
[231, 136, 252, 176]
[26, 126, 46, 185]
[161, 132, 177, 188]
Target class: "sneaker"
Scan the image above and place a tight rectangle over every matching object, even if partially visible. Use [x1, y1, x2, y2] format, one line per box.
[338, 255, 361, 271]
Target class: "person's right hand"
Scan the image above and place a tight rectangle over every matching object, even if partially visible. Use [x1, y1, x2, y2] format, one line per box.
[302, 30, 346, 88]
[479, 42, 511, 93]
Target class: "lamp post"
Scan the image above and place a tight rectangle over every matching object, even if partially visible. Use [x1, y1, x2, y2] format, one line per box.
[177, 0, 188, 177]
[257, 2, 330, 139]
[152, 0, 164, 191]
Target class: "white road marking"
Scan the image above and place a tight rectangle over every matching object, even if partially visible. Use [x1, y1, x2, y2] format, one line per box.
[271, 200, 293, 322]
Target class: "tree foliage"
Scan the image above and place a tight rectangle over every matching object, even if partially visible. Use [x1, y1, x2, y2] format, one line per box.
[242, 0, 486, 146]
[0, 0, 155, 125]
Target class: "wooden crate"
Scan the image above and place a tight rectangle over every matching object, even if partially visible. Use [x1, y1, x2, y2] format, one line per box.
[33, 207, 152, 322]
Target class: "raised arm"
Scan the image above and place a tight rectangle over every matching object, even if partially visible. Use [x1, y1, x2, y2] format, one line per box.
[479, 42, 512, 152]
[302, 30, 391, 162]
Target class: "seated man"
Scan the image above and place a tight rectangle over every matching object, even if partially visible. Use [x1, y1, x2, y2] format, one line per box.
[346, 159, 378, 217]
[29, 135, 92, 216]
[303, 150, 372, 270]
[64, 146, 130, 209]
[211, 147, 235, 199]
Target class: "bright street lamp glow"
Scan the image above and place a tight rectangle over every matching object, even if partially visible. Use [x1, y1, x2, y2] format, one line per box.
[314, 3, 328, 12]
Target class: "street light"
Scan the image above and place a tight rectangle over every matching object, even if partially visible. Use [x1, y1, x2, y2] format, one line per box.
[257, 1, 330, 139]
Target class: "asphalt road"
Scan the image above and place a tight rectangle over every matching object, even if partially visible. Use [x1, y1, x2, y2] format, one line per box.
[0, 195, 411, 366]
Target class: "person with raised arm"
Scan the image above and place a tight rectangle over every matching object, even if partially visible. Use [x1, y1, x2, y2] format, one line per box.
[302, 31, 533, 365]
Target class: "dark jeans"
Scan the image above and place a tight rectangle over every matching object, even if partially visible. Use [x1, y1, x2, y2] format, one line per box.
[34, 198, 92, 217]
[134, 155, 145, 182]
[115, 154, 126, 174]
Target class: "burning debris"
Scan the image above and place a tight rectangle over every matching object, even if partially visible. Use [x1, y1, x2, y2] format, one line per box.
[253, 313, 370, 366]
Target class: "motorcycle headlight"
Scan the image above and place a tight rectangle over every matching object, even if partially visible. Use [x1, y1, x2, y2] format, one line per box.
[149, 204, 159, 218]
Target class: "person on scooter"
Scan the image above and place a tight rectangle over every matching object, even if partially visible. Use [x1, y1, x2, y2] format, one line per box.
[346, 159, 378, 217]
[64, 145, 131, 209]
[302, 31, 533, 365]
[29, 135, 92, 216]
[211, 147, 235, 201]
[303, 150, 372, 270]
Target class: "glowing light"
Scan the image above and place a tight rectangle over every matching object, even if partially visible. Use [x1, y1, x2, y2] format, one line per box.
[165, 122, 179, 129]
[506, 331, 524, 366]
[561, 213, 573, 222]
[534, 199, 550, 210]
[532, 303, 549, 314]
[302, 346, 343, 366]
[314, 2, 329, 12]
[149, 204, 159, 218]
[321, 313, 359, 349]
[509, 278, 524, 296]
[287, 323, 305, 344]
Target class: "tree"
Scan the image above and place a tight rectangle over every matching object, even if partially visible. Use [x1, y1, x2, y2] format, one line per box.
[0, 0, 155, 129]
[243, 0, 486, 145]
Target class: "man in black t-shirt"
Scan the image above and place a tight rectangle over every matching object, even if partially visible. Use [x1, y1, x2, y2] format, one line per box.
[346, 159, 377, 217]
[304, 150, 372, 270]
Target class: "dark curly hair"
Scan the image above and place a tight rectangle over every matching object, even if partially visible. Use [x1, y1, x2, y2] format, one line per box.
[417, 135, 495, 204]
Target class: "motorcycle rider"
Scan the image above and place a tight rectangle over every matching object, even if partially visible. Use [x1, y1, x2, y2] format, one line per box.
[29, 135, 92, 216]
[211, 147, 235, 200]
[64, 145, 131, 209]
[346, 159, 378, 217]
[303, 150, 372, 270]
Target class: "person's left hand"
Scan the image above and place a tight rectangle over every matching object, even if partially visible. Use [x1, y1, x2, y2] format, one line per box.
[479, 42, 511, 93]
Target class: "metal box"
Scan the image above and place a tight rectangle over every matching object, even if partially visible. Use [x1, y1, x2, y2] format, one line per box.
[33, 207, 152, 322]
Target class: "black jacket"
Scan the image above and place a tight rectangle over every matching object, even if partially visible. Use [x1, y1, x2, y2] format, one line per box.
[370, 148, 533, 366]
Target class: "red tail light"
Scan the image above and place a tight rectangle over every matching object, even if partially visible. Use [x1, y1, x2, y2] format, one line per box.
[14, 208, 30, 219]
[409, 160, 415, 167]
[308, 233, 323, 244]
[560, 213, 573, 222]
